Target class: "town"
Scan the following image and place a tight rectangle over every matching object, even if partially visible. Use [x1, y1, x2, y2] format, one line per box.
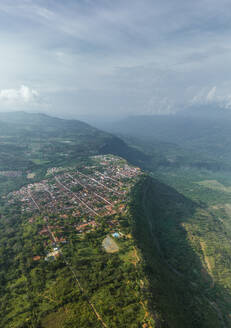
[7, 155, 141, 259]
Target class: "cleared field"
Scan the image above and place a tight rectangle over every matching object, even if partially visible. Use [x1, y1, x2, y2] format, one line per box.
[196, 180, 231, 193]
[102, 235, 119, 253]
[27, 173, 35, 179]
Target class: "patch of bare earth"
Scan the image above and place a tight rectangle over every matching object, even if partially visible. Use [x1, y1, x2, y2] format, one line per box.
[200, 241, 214, 288]
[102, 235, 119, 253]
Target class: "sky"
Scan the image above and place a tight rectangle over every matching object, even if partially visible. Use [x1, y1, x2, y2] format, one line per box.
[0, 0, 231, 118]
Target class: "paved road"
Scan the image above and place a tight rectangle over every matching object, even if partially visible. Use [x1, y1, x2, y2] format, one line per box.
[67, 173, 112, 206]
[54, 175, 98, 216]
[77, 170, 123, 195]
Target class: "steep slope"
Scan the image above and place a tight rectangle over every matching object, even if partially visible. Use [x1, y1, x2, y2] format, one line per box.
[130, 176, 231, 327]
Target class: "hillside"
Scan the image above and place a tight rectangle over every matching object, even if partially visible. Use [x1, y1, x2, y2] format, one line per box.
[0, 155, 155, 328]
[0, 111, 149, 195]
[97, 108, 231, 170]
[0, 113, 155, 327]
[130, 176, 231, 327]
[92, 108, 231, 327]
[2, 153, 231, 327]
[1, 111, 231, 327]
[99, 108, 231, 154]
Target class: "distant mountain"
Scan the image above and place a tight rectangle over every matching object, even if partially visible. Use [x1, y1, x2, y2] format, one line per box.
[178, 104, 231, 119]
[0, 111, 99, 136]
[0, 111, 149, 172]
[96, 106, 231, 167]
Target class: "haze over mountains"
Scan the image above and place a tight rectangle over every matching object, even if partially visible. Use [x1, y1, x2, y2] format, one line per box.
[0, 111, 150, 172]
[93, 105, 231, 167]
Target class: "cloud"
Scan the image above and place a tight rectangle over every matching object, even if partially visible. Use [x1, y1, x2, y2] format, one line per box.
[0, 85, 39, 104]
[206, 86, 217, 102]
[191, 86, 231, 109]
[1, 1, 231, 116]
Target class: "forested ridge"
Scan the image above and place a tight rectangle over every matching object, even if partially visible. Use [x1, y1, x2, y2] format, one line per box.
[129, 176, 231, 327]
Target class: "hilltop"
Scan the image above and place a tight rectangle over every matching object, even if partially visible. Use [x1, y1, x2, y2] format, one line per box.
[0, 111, 149, 195]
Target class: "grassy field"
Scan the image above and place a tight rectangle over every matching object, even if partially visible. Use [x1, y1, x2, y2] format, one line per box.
[196, 179, 231, 193]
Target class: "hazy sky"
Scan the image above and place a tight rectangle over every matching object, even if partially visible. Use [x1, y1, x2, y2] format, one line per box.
[1, 0, 231, 118]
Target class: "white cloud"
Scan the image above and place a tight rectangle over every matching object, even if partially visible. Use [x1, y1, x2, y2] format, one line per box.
[191, 86, 231, 109]
[0, 85, 39, 104]
[206, 86, 217, 102]
[0, 1, 231, 116]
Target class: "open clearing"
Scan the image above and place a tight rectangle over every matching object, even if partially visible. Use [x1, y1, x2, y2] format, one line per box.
[196, 180, 231, 193]
[102, 235, 119, 253]
[27, 173, 35, 179]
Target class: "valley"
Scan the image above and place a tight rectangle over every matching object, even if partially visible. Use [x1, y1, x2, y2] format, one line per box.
[1, 112, 231, 327]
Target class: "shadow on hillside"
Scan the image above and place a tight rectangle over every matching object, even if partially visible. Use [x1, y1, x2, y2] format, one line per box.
[99, 136, 152, 169]
[130, 176, 229, 328]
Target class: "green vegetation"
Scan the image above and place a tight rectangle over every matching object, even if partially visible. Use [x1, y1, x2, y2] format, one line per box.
[0, 112, 153, 327]
[2, 110, 231, 327]
[0, 201, 153, 327]
[0, 112, 148, 197]
[99, 110, 231, 327]
[129, 174, 231, 327]
[103, 112, 231, 168]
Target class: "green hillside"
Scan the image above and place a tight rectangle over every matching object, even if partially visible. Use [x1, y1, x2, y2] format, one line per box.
[99, 110, 231, 171]
[0, 113, 154, 327]
[0, 155, 154, 328]
[100, 110, 231, 327]
[1, 111, 231, 327]
[0, 112, 148, 195]
[130, 176, 231, 327]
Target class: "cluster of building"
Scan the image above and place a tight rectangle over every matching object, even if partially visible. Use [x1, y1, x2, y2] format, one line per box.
[7, 155, 141, 260]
